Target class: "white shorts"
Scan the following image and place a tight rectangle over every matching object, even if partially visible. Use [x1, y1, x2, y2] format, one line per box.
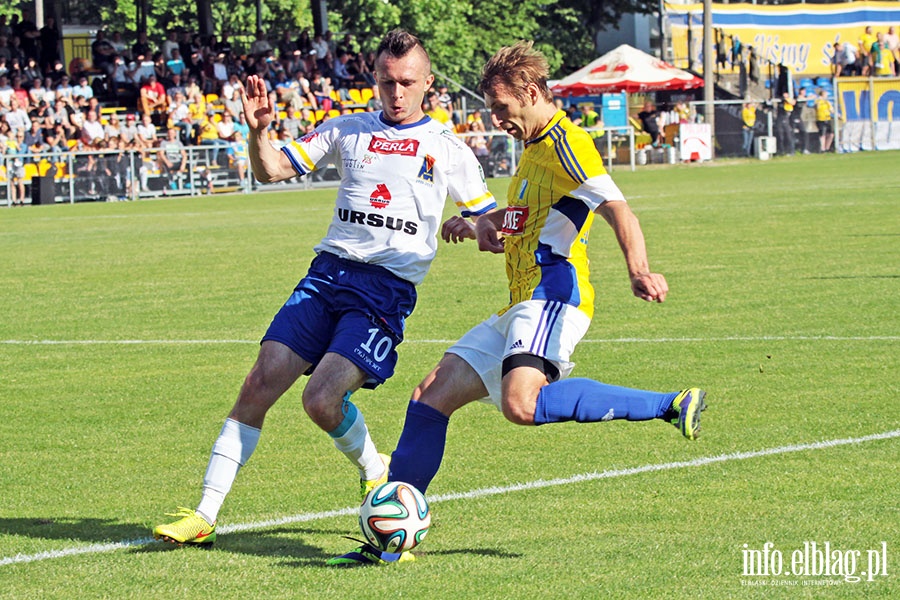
[447, 300, 591, 409]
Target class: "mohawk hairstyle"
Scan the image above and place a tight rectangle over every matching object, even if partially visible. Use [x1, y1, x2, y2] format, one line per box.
[376, 29, 430, 68]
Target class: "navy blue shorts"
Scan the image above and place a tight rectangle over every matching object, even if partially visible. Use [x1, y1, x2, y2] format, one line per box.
[263, 252, 417, 388]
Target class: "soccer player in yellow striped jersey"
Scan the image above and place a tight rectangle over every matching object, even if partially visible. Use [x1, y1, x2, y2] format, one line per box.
[370, 42, 708, 551]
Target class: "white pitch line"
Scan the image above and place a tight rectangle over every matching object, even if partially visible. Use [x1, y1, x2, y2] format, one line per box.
[1, 429, 898, 567]
[2, 335, 898, 346]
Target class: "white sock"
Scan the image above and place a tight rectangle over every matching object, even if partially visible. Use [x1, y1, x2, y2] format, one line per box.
[196, 418, 260, 524]
[330, 406, 384, 481]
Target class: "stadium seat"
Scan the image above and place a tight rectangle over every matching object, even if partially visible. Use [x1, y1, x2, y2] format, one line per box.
[360, 88, 374, 103]
[816, 77, 832, 87]
[315, 109, 326, 121]
[348, 88, 363, 105]
[205, 93, 219, 104]
[327, 109, 340, 118]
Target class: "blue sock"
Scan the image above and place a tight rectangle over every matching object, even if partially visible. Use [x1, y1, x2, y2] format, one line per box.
[534, 378, 677, 425]
[389, 401, 449, 494]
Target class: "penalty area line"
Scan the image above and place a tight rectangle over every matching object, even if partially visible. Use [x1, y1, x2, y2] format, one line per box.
[1, 429, 898, 567]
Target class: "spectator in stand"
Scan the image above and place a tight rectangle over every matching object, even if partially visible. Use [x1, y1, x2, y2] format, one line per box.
[309, 71, 333, 112]
[227, 129, 249, 185]
[134, 54, 157, 83]
[28, 77, 45, 107]
[139, 73, 168, 125]
[0, 74, 12, 109]
[104, 114, 121, 140]
[44, 119, 68, 159]
[299, 106, 317, 132]
[310, 32, 328, 70]
[872, 32, 893, 77]
[73, 75, 93, 101]
[132, 31, 153, 60]
[166, 72, 186, 101]
[886, 26, 899, 74]
[859, 26, 876, 76]
[167, 49, 186, 78]
[424, 90, 450, 124]
[109, 31, 129, 59]
[210, 53, 229, 94]
[120, 113, 140, 149]
[214, 32, 233, 58]
[80, 109, 106, 148]
[137, 112, 159, 148]
[277, 31, 297, 59]
[234, 111, 250, 140]
[22, 56, 40, 83]
[295, 29, 312, 57]
[216, 111, 237, 141]
[250, 30, 273, 59]
[280, 106, 303, 139]
[24, 118, 47, 155]
[436, 84, 452, 111]
[5, 96, 31, 133]
[197, 109, 228, 165]
[161, 30, 180, 61]
[38, 17, 60, 72]
[55, 74, 74, 101]
[10, 74, 28, 107]
[332, 51, 354, 92]
[168, 91, 194, 143]
[14, 10, 39, 62]
[91, 30, 117, 75]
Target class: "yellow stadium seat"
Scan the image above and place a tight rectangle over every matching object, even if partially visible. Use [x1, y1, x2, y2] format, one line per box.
[315, 109, 325, 121]
[278, 111, 287, 120]
[348, 88, 363, 105]
[205, 93, 219, 104]
[327, 109, 340, 119]
[360, 88, 374, 103]
[23, 163, 39, 181]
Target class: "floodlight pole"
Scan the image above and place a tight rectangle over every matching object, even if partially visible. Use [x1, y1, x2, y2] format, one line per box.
[703, 0, 715, 158]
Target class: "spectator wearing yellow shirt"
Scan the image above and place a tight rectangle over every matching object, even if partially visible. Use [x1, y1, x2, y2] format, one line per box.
[425, 91, 450, 125]
[197, 111, 228, 166]
[815, 90, 834, 152]
[741, 101, 757, 156]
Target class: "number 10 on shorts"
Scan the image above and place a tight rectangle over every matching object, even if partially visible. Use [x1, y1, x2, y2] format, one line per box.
[360, 327, 393, 364]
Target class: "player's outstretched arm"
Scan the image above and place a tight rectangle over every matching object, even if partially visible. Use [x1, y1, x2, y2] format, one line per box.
[242, 75, 296, 183]
[596, 200, 668, 303]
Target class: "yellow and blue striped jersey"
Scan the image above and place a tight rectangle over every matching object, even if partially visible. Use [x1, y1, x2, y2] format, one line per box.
[500, 110, 625, 319]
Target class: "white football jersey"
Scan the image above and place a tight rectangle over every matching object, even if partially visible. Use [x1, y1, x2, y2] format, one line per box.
[281, 112, 496, 284]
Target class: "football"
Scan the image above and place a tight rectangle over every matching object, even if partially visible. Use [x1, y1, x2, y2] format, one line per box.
[359, 481, 431, 553]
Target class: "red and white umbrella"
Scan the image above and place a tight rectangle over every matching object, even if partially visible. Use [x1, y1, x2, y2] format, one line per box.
[551, 44, 704, 96]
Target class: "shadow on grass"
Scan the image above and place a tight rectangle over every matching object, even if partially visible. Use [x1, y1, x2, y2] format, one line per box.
[0, 517, 147, 545]
[0, 518, 346, 564]
[279, 546, 524, 568]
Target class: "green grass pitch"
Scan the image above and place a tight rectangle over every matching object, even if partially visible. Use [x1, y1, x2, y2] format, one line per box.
[0, 151, 898, 598]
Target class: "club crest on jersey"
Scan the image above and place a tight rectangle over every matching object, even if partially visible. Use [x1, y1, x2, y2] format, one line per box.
[370, 183, 392, 209]
[368, 136, 419, 156]
[300, 131, 319, 143]
[501, 206, 529, 235]
[417, 154, 436, 184]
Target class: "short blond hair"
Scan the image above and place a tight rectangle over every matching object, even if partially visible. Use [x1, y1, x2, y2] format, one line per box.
[478, 41, 553, 104]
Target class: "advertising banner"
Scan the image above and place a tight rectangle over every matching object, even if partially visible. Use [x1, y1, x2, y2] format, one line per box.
[666, 2, 900, 76]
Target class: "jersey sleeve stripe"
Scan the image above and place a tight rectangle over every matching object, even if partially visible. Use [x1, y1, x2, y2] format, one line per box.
[281, 142, 314, 175]
[455, 192, 498, 217]
[549, 126, 588, 184]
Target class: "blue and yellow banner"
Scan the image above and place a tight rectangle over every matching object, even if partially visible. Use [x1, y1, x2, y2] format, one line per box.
[666, 2, 900, 76]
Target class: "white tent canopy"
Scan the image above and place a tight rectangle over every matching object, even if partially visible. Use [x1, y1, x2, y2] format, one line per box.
[551, 44, 704, 96]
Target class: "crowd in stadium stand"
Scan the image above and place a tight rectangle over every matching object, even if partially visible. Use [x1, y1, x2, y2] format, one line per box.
[0, 11, 417, 202]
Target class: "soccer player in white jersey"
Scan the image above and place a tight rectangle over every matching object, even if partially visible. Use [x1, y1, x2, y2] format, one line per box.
[330, 41, 706, 566]
[153, 30, 496, 548]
